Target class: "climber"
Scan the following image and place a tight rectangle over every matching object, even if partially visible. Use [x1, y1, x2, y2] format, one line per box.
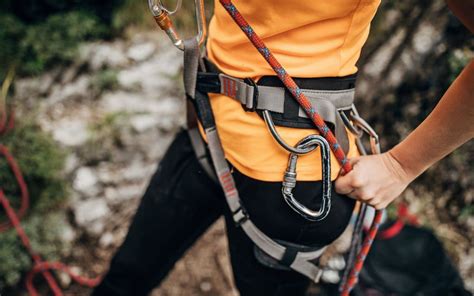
[93, 0, 473, 295]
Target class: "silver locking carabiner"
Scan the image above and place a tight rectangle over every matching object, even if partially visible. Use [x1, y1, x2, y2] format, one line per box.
[282, 135, 332, 221]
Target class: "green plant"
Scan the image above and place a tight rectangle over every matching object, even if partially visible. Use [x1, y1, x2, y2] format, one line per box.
[0, 14, 25, 79]
[0, 212, 71, 290]
[0, 122, 67, 212]
[19, 11, 108, 75]
[112, 0, 153, 32]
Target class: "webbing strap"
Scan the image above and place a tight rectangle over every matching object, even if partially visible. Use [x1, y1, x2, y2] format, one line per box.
[183, 38, 200, 98]
[218, 74, 355, 116]
[205, 73, 354, 152]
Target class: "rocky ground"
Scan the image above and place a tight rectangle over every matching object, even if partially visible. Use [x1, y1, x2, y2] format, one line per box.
[14, 32, 237, 295]
[11, 31, 473, 295]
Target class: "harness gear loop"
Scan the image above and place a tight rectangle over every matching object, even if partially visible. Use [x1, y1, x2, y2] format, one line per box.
[282, 135, 332, 221]
[148, 0, 207, 50]
[263, 110, 318, 155]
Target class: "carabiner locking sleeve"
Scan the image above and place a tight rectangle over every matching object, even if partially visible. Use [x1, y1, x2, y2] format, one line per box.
[149, 0, 207, 51]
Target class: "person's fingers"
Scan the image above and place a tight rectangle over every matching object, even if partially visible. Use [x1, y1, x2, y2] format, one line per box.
[351, 188, 375, 202]
[335, 172, 355, 195]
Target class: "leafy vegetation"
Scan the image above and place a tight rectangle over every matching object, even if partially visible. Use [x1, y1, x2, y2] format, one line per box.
[0, 212, 71, 290]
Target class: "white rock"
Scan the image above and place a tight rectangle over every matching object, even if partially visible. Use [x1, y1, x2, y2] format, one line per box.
[64, 154, 80, 175]
[88, 220, 106, 236]
[59, 222, 77, 244]
[82, 43, 129, 71]
[130, 114, 159, 132]
[100, 91, 163, 113]
[99, 232, 115, 248]
[105, 185, 143, 204]
[73, 167, 100, 197]
[121, 161, 156, 182]
[47, 75, 90, 105]
[73, 198, 110, 227]
[116, 47, 181, 92]
[52, 119, 89, 147]
[127, 42, 156, 62]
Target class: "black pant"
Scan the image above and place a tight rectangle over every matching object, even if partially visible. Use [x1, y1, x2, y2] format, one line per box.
[93, 130, 355, 296]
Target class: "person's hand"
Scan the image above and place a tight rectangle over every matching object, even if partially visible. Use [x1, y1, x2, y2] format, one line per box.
[335, 151, 415, 209]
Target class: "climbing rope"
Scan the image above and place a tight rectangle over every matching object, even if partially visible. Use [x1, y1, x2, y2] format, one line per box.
[218, 1, 384, 294]
[0, 78, 101, 294]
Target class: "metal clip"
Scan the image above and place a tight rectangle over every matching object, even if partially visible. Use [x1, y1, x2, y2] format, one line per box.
[282, 135, 332, 221]
[340, 105, 381, 155]
[148, 0, 207, 51]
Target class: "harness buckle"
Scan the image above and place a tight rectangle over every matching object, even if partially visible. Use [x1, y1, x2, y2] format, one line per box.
[242, 78, 259, 112]
[233, 207, 249, 227]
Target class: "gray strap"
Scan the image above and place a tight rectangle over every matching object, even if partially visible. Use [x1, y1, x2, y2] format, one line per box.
[219, 73, 353, 153]
[183, 39, 218, 181]
[219, 73, 354, 114]
[335, 113, 350, 156]
[183, 38, 200, 98]
[205, 125, 326, 283]
[187, 127, 217, 181]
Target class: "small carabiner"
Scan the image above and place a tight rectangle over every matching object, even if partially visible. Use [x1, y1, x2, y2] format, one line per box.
[282, 135, 332, 221]
[148, 0, 207, 51]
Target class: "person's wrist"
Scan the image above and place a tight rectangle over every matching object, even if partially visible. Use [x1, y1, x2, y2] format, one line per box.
[386, 147, 422, 183]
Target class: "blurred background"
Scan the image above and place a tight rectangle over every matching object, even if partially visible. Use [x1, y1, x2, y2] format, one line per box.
[0, 0, 472, 295]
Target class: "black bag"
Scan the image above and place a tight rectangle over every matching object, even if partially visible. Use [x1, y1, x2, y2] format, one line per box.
[352, 221, 471, 296]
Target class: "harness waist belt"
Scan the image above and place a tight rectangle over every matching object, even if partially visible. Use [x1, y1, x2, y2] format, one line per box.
[196, 72, 356, 153]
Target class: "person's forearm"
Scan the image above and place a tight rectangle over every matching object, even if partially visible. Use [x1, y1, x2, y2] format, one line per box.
[390, 60, 474, 180]
[446, 0, 474, 33]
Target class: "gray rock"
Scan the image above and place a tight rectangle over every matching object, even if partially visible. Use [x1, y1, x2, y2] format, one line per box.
[73, 167, 100, 197]
[127, 42, 156, 62]
[52, 119, 89, 147]
[104, 184, 144, 205]
[63, 153, 81, 175]
[47, 75, 90, 105]
[100, 91, 163, 113]
[73, 198, 110, 229]
[120, 160, 156, 182]
[82, 43, 129, 71]
[130, 114, 160, 133]
[99, 232, 115, 248]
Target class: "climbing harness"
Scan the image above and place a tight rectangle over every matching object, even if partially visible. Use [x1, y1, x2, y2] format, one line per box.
[0, 71, 101, 295]
[150, 0, 384, 294]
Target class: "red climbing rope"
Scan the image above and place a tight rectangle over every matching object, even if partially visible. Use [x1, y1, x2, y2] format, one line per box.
[0, 105, 101, 295]
[218, 1, 384, 294]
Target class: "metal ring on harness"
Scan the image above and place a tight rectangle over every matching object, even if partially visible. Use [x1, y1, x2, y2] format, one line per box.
[341, 105, 381, 155]
[282, 135, 332, 221]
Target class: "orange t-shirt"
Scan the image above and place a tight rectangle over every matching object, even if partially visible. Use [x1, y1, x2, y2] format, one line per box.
[205, 0, 380, 181]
